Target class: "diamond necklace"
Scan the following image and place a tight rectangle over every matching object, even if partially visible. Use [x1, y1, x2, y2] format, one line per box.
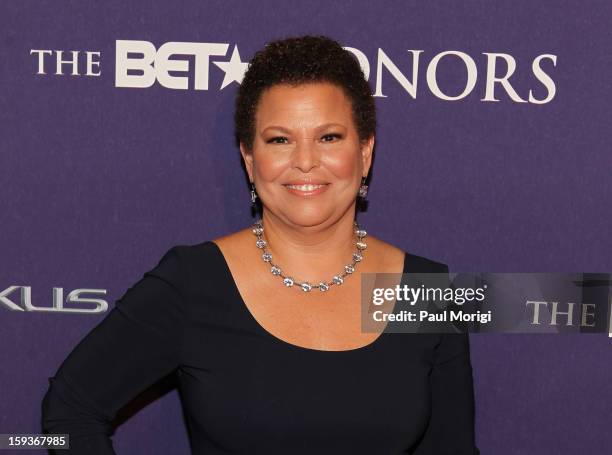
[252, 219, 368, 292]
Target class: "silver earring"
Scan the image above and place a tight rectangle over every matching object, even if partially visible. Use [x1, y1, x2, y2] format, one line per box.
[250, 182, 258, 204]
[358, 177, 369, 198]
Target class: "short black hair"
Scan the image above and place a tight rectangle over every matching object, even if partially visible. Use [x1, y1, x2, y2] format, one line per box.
[235, 35, 376, 150]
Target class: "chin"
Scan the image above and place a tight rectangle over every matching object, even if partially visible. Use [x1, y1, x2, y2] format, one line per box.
[276, 204, 350, 229]
[286, 212, 331, 228]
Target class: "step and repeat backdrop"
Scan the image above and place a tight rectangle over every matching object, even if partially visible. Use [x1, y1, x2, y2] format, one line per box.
[2, 1, 611, 453]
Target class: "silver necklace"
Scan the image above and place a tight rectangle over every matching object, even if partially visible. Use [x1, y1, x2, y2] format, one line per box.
[252, 219, 367, 292]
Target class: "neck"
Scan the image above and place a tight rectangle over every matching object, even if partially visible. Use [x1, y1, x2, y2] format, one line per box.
[257, 207, 359, 283]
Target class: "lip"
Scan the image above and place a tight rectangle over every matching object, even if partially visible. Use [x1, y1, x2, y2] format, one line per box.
[283, 181, 330, 197]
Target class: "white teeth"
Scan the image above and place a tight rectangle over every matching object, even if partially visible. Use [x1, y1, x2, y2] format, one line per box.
[286, 184, 326, 191]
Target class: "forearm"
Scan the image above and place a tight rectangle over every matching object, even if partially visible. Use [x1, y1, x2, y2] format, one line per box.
[42, 374, 117, 454]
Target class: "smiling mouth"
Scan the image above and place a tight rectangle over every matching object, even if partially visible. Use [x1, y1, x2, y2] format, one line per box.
[284, 183, 328, 191]
[283, 183, 330, 196]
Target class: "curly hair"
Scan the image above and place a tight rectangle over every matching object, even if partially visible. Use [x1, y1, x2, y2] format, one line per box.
[234, 35, 376, 151]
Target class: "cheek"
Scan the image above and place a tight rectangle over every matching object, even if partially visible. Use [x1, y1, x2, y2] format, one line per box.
[322, 148, 362, 180]
[253, 153, 289, 181]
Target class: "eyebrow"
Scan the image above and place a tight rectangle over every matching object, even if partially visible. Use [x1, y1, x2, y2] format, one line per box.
[260, 123, 346, 135]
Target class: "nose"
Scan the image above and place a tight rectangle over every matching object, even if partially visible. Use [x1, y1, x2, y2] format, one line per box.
[291, 138, 320, 173]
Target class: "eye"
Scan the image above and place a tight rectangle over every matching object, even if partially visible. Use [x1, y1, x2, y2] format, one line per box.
[321, 133, 342, 142]
[266, 136, 288, 144]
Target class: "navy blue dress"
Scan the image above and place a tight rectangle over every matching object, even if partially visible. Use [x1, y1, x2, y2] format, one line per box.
[41, 241, 479, 454]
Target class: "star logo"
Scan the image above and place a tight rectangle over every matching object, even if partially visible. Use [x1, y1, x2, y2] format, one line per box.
[213, 45, 249, 90]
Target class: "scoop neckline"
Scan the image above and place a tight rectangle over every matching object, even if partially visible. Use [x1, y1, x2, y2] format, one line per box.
[205, 240, 408, 354]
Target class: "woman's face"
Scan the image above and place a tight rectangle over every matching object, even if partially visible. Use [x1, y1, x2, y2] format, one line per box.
[240, 82, 374, 229]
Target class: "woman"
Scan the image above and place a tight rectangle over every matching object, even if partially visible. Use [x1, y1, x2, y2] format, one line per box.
[42, 36, 478, 454]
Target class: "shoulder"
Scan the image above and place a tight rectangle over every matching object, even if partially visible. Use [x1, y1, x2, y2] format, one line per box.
[159, 241, 220, 269]
[151, 241, 231, 304]
[149, 241, 225, 291]
[158, 228, 253, 284]
[404, 251, 448, 273]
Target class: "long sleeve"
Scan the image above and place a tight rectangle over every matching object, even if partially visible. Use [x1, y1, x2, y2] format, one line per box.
[412, 332, 479, 454]
[41, 246, 187, 454]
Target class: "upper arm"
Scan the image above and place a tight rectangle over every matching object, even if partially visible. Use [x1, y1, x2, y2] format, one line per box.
[412, 333, 478, 454]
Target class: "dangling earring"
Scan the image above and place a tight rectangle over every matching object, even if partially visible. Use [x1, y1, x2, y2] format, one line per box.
[358, 177, 369, 199]
[250, 182, 258, 204]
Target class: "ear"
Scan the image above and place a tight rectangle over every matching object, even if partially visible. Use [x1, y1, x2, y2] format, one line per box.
[360, 135, 375, 177]
[240, 142, 254, 182]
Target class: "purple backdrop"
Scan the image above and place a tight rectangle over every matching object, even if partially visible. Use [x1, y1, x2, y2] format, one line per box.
[2, 1, 611, 453]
